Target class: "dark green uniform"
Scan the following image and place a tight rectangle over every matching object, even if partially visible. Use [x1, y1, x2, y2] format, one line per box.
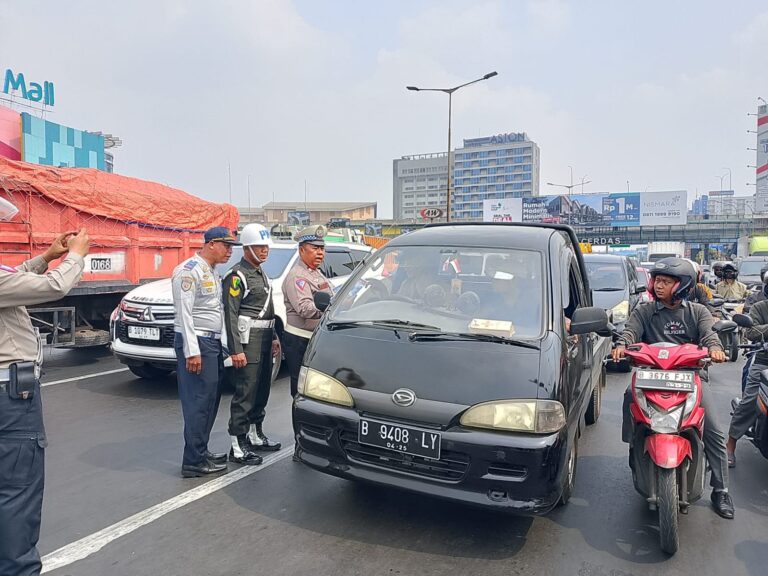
[223, 259, 275, 436]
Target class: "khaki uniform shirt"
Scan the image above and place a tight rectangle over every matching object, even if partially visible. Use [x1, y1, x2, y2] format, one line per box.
[715, 280, 748, 300]
[171, 254, 224, 358]
[282, 259, 332, 338]
[0, 254, 85, 368]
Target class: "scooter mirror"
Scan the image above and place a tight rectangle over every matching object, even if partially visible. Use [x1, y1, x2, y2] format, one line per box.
[732, 313, 754, 328]
[712, 319, 737, 333]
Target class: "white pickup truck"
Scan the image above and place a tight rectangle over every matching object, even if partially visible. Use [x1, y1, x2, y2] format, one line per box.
[110, 241, 372, 381]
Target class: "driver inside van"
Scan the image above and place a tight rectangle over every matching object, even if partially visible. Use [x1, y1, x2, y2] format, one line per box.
[394, 250, 435, 301]
[477, 255, 540, 333]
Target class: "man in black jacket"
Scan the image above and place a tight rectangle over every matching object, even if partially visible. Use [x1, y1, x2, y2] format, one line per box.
[612, 257, 734, 519]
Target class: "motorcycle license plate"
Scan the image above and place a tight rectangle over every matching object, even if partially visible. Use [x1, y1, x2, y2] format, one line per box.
[358, 418, 441, 460]
[635, 369, 694, 392]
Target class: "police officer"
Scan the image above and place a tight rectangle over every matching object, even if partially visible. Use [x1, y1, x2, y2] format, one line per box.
[715, 263, 748, 300]
[612, 258, 734, 519]
[0, 197, 90, 576]
[282, 225, 332, 397]
[172, 226, 240, 478]
[223, 224, 281, 465]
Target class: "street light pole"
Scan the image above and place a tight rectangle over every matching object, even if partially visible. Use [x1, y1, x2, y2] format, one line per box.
[407, 71, 498, 222]
[722, 167, 732, 191]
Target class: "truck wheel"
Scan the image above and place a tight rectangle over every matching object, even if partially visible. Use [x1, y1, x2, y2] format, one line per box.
[558, 435, 578, 506]
[657, 467, 679, 555]
[129, 365, 173, 380]
[585, 365, 605, 425]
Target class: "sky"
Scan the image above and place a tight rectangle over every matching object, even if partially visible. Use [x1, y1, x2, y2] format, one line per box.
[1, 0, 767, 218]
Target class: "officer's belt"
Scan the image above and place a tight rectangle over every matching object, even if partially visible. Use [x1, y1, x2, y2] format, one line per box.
[194, 329, 221, 340]
[284, 324, 314, 340]
[243, 318, 275, 329]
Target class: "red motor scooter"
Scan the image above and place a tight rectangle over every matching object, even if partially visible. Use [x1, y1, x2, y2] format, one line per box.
[623, 333, 733, 555]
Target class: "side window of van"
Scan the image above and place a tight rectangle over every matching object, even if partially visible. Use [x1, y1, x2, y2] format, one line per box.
[566, 258, 586, 320]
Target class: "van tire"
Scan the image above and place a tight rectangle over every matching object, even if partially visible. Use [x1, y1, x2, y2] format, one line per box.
[558, 435, 578, 506]
[585, 365, 605, 425]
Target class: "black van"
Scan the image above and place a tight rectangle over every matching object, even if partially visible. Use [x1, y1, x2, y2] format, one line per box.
[292, 223, 610, 515]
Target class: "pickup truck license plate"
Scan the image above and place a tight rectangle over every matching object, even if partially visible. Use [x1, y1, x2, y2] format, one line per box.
[358, 418, 441, 460]
[128, 326, 161, 341]
[635, 369, 694, 392]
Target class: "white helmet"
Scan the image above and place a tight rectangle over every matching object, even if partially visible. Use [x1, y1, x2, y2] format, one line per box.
[239, 223, 273, 247]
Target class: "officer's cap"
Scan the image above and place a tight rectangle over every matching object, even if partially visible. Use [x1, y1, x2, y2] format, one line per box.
[204, 226, 241, 246]
[295, 225, 326, 246]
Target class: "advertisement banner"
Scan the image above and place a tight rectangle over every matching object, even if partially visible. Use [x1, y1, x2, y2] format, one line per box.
[602, 193, 640, 227]
[639, 190, 687, 226]
[483, 198, 521, 222]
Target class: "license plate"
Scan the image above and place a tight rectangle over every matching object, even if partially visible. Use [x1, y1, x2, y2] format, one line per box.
[358, 418, 441, 460]
[128, 325, 160, 341]
[635, 369, 694, 392]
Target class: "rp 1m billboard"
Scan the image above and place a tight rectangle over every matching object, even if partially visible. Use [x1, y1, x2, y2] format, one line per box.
[483, 191, 687, 227]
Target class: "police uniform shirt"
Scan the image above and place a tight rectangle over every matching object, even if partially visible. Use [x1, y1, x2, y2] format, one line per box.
[0, 254, 85, 368]
[283, 259, 332, 337]
[222, 258, 274, 356]
[172, 253, 224, 358]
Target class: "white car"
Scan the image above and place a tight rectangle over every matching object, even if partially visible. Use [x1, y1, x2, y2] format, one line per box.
[110, 241, 372, 380]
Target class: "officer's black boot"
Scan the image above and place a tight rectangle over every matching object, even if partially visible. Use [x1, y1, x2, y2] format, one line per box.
[247, 423, 282, 451]
[229, 435, 263, 465]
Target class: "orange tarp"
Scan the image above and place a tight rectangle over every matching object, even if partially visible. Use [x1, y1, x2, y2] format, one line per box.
[0, 156, 238, 232]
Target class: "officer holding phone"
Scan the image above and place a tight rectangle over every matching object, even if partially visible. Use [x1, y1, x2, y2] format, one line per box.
[0, 196, 90, 576]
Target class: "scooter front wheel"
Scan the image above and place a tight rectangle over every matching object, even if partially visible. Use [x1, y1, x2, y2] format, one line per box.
[657, 466, 679, 555]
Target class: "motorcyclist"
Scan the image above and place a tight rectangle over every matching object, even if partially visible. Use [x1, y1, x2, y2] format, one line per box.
[612, 257, 734, 519]
[727, 266, 768, 467]
[742, 263, 768, 313]
[715, 263, 748, 300]
[688, 260, 714, 312]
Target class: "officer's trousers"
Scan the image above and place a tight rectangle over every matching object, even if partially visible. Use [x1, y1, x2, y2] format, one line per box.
[174, 334, 223, 466]
[227, 329, 273, 436]
[0, 379, 45, 576]
[730, 360, 767, 440]
[622, 370, 729, 491]
[283, 331, 309, 397]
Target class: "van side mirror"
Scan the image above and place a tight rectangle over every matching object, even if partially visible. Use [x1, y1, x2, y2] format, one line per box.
[314, 291, 332, 312]
[569, 307, 609, 335]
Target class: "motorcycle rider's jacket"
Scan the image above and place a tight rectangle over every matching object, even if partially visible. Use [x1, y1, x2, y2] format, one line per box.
[744, 299, 768, 365]
[618, 300, 723, 352]
[715, 280, 748, 300]
[744, 289, 766, 313]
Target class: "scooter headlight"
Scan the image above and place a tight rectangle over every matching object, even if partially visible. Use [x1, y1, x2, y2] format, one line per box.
[648, 404, 684, 434]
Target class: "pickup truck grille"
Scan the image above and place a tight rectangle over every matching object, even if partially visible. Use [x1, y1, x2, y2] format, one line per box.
[339, 430, 469, 482]
[117, 321, 175, 348]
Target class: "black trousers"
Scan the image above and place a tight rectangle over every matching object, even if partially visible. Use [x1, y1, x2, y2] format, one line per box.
[174, 334, 223, 467]
[0, 379, 46, 576]
[226, 329, 273, 436]
[282, 331, 309, 397]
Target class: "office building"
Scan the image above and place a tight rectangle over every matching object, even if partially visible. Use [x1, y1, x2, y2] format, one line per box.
[392, 152, 449, 220]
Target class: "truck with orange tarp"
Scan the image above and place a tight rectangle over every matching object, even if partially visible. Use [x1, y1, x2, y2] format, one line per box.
[0, 157, 238, 347]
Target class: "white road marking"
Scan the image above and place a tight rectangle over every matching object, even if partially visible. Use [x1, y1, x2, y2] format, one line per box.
[41, 367, 130, 387]
[41, 446, 294, 573]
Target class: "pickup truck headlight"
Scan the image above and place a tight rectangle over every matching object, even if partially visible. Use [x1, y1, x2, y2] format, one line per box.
[460, 399, 565, 434]
[611, 300, 629, 324]
[297, 367, 354, 407]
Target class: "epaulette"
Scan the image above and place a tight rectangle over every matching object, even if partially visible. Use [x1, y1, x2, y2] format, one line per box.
[183, 260, 198, 271]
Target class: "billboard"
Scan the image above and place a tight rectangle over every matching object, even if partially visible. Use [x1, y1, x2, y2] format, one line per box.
[21, 113, 104, 169]
[483, 191, 687, 227]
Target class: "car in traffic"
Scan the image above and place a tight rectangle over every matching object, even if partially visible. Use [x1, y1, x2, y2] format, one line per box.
[635, 266, 653, 302]
[737, 256, 768, 289]
[110, 241, 372, 380]
[292, 223, 611, 515]
[583, 253, 643, 328]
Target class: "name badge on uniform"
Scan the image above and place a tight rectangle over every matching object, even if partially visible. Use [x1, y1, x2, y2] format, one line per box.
[202, 280, 216, 295]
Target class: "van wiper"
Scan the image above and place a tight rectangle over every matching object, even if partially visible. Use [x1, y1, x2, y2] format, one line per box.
[592, 287, 624, 292]
[327, 319, 439, 331]
[408, 331, 539, 350]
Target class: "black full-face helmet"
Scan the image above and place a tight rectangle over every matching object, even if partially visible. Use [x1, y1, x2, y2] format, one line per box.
[649, 257, 696, 302]
[722, 262, 738, 280]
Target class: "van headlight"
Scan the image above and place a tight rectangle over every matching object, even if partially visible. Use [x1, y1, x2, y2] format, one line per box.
[297, 367, 354, 407]
[460, 399, 565, 433]
[611, 300, 629, 323]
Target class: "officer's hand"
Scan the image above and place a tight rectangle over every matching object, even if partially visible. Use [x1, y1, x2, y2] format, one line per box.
[711, 349, 727, 363]
[272, 339, 281, 358]
[231, 352, 247, 369]
[43, 231, 76, 262]
[612, 345, 626, 362]
[186, 355, 202, 374]
[68, 228, 90, 257]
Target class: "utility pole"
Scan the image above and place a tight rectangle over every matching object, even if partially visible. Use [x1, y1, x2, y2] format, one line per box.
[227, 162, 232, 204]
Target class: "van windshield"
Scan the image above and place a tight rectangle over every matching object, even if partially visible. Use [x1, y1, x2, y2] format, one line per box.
[328, 245, 544, 338]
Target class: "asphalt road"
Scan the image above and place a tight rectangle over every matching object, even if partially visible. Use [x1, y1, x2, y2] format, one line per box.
[34, 347, 768, 576]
